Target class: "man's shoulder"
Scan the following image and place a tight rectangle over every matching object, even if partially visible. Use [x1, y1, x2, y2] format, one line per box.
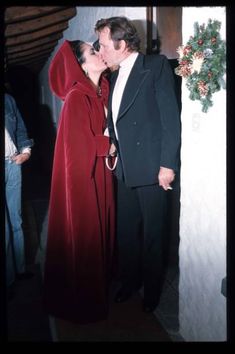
[142, 53, 168, 76]
[144, 53, 167, 66]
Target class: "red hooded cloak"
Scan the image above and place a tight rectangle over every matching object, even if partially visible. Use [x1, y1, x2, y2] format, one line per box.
[43, 40, 115, 324]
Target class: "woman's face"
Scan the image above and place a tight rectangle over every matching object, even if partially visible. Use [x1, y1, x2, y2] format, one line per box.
[81, 43, 107, 75]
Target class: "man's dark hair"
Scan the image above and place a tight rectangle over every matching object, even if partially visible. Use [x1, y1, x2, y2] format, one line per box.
[95, 16, 140, 52]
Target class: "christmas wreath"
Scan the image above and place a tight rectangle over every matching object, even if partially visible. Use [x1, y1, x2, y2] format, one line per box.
[175, 19, 226, 113]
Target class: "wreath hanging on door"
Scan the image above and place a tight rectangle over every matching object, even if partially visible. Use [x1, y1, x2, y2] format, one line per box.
[175, 19, 226, 113]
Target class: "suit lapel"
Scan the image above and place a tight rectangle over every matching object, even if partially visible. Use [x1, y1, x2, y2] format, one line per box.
[108, 69, 119, 113]
[117, 53, 150, 121]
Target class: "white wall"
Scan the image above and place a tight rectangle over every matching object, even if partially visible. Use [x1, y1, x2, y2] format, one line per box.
[39, 6, 146, 126]
[179, 7, 226, 341]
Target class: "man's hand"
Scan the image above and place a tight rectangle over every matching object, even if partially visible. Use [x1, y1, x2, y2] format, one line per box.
[12, 153, 30, 165]
[158, 166, 175, 191]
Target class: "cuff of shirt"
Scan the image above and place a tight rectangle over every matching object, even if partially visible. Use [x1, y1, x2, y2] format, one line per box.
[21, 147, 31, 155]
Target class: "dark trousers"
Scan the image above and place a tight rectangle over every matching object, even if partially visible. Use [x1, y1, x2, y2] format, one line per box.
[116, 178, 167, 304]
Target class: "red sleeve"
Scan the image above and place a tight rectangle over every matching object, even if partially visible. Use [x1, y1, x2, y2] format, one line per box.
[62, 89, 97, 178]
[94, 135, 110, 157]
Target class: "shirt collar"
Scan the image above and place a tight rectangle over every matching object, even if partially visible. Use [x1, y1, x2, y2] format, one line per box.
[119, 52, 139, 71]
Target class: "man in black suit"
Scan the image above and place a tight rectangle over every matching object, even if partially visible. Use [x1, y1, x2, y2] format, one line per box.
[95, 16, 181, 313]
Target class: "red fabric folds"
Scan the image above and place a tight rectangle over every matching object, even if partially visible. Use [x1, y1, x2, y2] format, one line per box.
[94, 135, 110, 156]
[43, 40, 115, 324]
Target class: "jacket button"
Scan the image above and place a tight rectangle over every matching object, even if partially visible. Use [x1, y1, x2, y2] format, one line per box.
[133, 121, 137, 125]
[136, 141, 140, 146]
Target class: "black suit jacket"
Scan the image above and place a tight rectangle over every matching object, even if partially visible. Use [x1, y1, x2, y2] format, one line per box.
[107, 53, 181, 187]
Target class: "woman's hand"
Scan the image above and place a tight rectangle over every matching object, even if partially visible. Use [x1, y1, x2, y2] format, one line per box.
[109, 143, 117, 157]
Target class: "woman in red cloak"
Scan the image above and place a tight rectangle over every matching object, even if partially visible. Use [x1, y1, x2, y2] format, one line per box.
[43, 40, 116, 324]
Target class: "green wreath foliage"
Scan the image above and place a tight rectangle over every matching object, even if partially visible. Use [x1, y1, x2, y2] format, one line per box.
[175, 19, 226, 113]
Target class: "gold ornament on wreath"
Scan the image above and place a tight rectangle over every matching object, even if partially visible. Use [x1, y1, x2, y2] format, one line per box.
[175, 19, 226, 113]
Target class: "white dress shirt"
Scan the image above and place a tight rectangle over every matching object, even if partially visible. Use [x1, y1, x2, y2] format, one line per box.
[112, 52, 139, 139]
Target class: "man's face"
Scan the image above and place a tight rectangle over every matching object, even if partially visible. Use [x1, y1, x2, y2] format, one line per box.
[98, 27, 123, 68]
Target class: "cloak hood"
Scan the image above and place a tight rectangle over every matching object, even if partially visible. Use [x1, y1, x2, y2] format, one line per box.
[49, 40, 108, 101]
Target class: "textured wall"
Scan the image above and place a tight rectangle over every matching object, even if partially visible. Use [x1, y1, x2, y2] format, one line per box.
[179, 7, 226, 341]
[39, 6, 146, 126]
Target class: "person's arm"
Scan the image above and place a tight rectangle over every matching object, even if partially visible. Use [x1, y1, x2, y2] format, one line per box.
[13, 103, 32, 151]
[9, 95, 33, 164]
[154, 56, 181, 190]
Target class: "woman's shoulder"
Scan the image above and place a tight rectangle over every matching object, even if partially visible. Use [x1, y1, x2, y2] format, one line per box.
[66, 86, 85, 102]
[63, 87, 89, 114]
